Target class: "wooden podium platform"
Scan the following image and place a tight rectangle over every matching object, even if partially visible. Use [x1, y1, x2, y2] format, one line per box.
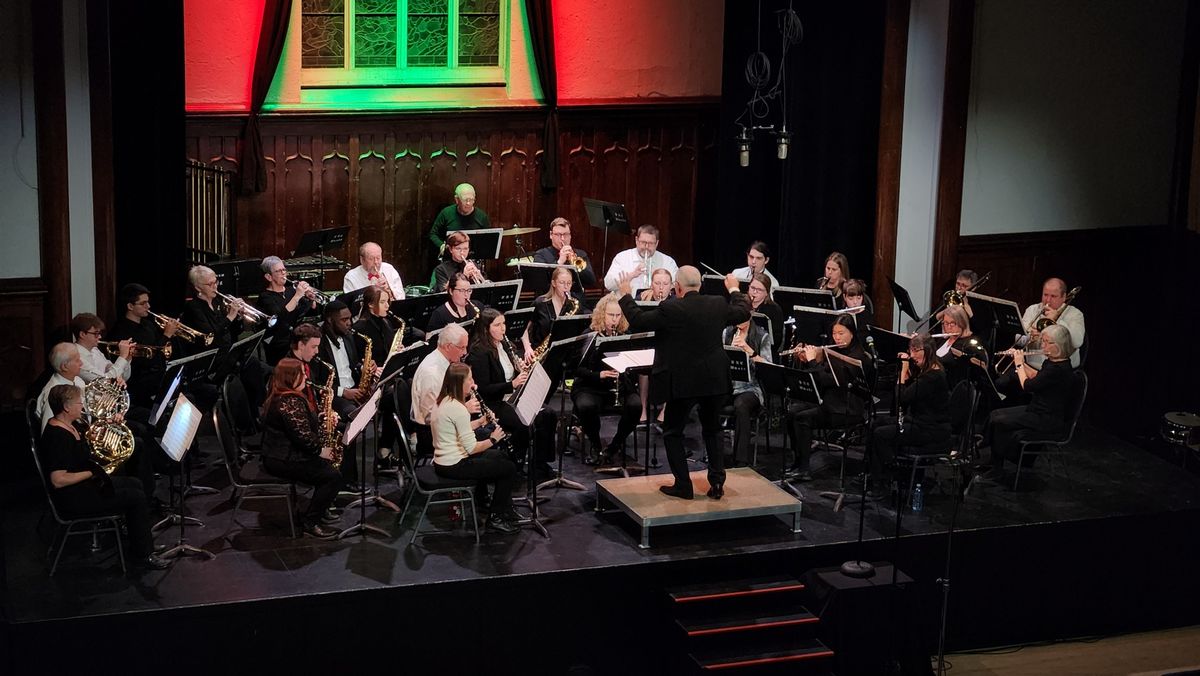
[595, 467, 804, 548]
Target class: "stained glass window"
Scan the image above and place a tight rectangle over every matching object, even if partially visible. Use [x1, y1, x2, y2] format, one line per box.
[302, 0, 346, 69]
[354, 0, 397, 67]
[458, 0, 500, 66]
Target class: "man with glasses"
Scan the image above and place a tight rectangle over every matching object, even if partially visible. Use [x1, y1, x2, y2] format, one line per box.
[533, 217, 596, 296]
[428, 182, 491, 253]
[258, 256, 316, 365]
[70, 313, 132, 384]
[109, 283, 178, 408]
[427, 273, 485, 333]
[410, 323, 472, 456]
[603, 224, 678, 295]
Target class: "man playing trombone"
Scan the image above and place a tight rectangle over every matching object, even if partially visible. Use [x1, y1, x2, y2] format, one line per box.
[1019, 278, 1085, 369]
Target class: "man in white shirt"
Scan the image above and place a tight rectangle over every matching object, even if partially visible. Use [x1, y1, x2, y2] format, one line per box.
[342, 241, 405, 299]
[70, 313, 132, 383]
[36, 343, 88, 432]
[411, 324, 469, 427]
[603, 224, 679, 294]
[730, 241, 780, 292]
[1020, 277, 1085, 369]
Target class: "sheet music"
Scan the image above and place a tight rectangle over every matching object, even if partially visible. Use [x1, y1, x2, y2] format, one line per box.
[792, 305, 865, 316]
[602, 349, 655, 373]
[150, 370, 184, 426]
[161, 394, 202, 462]
[512, 361, 552, 427]
[343, 388, 382, 446]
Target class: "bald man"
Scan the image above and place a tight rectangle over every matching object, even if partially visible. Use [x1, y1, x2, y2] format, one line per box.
[1020, 277, 1085, 368]
[429, 182, 491, 251]
[343, 241, 405, 299]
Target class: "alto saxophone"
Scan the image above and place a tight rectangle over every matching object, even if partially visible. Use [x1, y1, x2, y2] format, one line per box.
[386, 312, 407, 358]
[354, 330, 376, 392]
[530, 295, 580, 363]
[315, 358, 343, 468]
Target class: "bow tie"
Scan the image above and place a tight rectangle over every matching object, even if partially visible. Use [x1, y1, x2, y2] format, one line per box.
[368, 273, 380, 280]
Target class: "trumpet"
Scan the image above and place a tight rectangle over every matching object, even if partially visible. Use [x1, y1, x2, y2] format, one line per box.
[148, 310, 212, 345]
[216, 291, 278, 327]
[100, 340, 172, 359]
[290, 281, 327, 306]
[463, 259, 488, 285]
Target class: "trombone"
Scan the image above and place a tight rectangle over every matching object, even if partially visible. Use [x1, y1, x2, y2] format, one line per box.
[99, 340, 172, 359]
[148, 310, 213, 345]
[216, 291, 278, 328]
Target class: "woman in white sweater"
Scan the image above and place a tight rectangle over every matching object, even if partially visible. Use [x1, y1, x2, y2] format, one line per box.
[431, 362, 521, 534]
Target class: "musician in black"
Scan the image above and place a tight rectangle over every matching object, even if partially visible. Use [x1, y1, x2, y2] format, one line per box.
[982, 324, 1076, 479]
[843, 279, 876, 330]
[352, 285, 417, 469]
[257, 256, 315, 365]
[524, 266, 582, 356]
[784, 315, 875, 481]
[427, 273, 485, 333]
[108, 283, 177, 409]
[428, 182, 490, 252]
[820, 252, 850, 303]
[573, 294, 641, 465]
[723, 316, 773, 467]
[39, 384, 169, 569]
[260, 359, 343, 539]
[432, 231, 486, 293]
[315, 301, 367, 485]
[466, 308, 557, 481]
[746, 272, 784, 351]
[532, 217, 597, 292]
[869, 332, 951, 497]
[618, 266, 751, 500]
[935, 305, 985, 389]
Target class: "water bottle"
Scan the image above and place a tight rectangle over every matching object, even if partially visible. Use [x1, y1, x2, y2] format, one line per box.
[911, 483, 924, 513]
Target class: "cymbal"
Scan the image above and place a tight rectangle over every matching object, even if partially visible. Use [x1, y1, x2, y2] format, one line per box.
[500, 226, 540, 237]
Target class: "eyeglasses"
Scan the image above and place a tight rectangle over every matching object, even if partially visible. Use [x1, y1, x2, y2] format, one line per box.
[452, 287, 472, 294]
[271, 268, 286, 274]
[86, 330, 103, 336]
[133, 300, 151, 306]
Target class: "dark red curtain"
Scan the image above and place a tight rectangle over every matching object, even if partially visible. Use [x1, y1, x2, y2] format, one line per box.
[524, 0, 558, 190]
[240, 0, 294, 194]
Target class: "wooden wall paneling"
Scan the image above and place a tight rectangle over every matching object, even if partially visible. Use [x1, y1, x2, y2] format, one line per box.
[665, 126, 698, 264]
[283, 136, 315, 258]
[357, 136, 388, 258]
[393, 143, 423, 276]
[634, 127, 664, 254]
[321, 135, 351, 234]
[0, 280, 48, 410]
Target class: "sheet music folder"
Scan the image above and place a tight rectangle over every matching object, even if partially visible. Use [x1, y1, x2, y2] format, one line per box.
[464, 228, 504, 260]
[724, 346, 752, 382]
[470, 279, 522, 312]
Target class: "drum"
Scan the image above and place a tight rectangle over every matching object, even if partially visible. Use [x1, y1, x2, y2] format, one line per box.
[1160, 411, 1200, 446]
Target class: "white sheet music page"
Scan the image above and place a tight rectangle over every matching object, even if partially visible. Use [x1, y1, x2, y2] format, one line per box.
[601, 349, 655, 373]
[161, 394, 202, 462]
[513, 361, 552, 426]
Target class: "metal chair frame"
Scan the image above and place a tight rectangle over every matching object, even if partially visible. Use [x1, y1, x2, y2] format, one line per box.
[1013, 371, 1088, 491]
[214, 401, 298, 539]
[394, 414, 481, 546]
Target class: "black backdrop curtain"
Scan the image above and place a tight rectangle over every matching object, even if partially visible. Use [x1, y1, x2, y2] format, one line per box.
[699, 1, 886, 293]
[240, 0, 293, 195]
[524, 0, 559, 190]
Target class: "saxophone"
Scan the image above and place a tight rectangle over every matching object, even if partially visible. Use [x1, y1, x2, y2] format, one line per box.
[315, 358, 343, 468]
[531, 295, 580, 363]
[83, 378, 135, 474]
[354, 330, 376, 392]
[386, 312, 407, 358]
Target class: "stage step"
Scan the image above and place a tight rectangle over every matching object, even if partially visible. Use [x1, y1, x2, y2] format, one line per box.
[678, 609, 820, 637]
[668, 575, 806, 604]
[691, 639, 835, 671]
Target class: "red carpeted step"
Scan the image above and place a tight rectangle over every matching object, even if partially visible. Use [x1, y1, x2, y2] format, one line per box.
[668, 575, 806, 604]
[678, 608, 819, 637]
[692, 639, 835, 671]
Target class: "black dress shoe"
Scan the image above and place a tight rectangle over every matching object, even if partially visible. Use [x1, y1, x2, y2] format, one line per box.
[659, 484, 694, 500]
[153, 543, 169, 554]
[142, 553, 172, 570]
[486, 515, 520, 534]
[304, 523, 339, 539]
[706, 483, 725, 500]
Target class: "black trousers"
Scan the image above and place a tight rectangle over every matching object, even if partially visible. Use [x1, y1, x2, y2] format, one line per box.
[662, 394, 726, 490]
[787, 401, 857, 471]
[986, 406, 1061, 468]
[572, 388, 640, 451]
[494, 401, 557, 465]
[331, 395, 361, 483]
[870, 415, 950, 479]
[54, 476, 155, 557]
[434, 449, 518, 518]
[263, 455, 343, 527]
[729, 392, 761, 466]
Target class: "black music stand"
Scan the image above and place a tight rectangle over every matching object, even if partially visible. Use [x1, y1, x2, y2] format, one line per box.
[583, 197, 630, 274]
[589, 331, 657, 475]
[291, 226, 349, 258]
[600, 339, 658, 472]
[465, 228, 504, 262]
[517, 260, 587, 298]
[157, 394, 214, 561]
[701, 274, 750, 296]
[470, 279, 523, 312]
[391, 293, 448, 333]
[887, 277, 922, 326]
[504, 307, 535, 342]
[537, 333, 594, 493]
[755, 362, 819, 498]
[209, 258, 263, 298]
[964, 291, 1024, 354]
[338, 388, 395, 539]
[509, 360, 552, 539]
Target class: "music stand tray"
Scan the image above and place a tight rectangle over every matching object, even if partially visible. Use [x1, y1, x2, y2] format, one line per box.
[465, 228, 504, 261]
[965, 291, 1024, 352]
[291, 226, 349, 257]
[887, 277, 921, 323]
[470, 279, 523, 312]
[157, 394, 214, 561]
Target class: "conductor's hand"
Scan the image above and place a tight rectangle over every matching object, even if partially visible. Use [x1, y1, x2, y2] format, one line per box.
[617, 271, 636, 299]
[319, 447, 335, 461]
[724, 274, 741, 293]
[513, 370, 530, 388]
[465, 397, 481, 415]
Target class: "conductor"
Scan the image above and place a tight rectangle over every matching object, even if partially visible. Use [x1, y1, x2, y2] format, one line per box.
[618, 266, 751, 500]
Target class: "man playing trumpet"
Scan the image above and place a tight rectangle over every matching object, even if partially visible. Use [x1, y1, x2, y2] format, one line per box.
[603, 224, 678, 295]
[533, 217, 597, 293]
[109, 283, 179, 409]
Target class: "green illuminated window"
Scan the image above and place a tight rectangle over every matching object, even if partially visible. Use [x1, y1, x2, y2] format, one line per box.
[300, 0, 504, 85]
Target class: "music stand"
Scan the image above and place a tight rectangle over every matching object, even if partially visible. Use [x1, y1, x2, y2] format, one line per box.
[504, 307, 535, 343]
[213, 329, 265, 387]
[537, 333, 594, 493]
[509, 360, 552, 539]
[391, 293, 448, 333]
[335, 288, 368, 317]
[887, 277, 922, 326]
[701, 274, 750, 296]
[291, 226, 349, 258]
[470, 279, 523, 312]
[601, 345, 657, 471]
[755, 362, 819, 498]
[725, 346, 752, 383]
[964, 291, 1023, 354]
[583, 197, 630, 274]
[517, 260, 585, 298]
[338, 388, 395, 539]
[380, 340, 433, 383]
[465, 228, 504, 262]
[209, 258, 263, 298]
[156, 394, 214, 561]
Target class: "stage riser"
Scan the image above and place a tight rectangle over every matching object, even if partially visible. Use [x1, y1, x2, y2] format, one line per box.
[5, 507, 1198, 674]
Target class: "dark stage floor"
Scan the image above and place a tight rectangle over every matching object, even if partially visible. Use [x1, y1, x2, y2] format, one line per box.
[4, 413, 1199, 628]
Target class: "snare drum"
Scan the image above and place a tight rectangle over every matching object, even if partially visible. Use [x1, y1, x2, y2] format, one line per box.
[1161, 411, 1200, 446]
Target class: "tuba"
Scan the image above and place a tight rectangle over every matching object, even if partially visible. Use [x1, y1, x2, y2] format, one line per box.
[83, 378, 135, 474]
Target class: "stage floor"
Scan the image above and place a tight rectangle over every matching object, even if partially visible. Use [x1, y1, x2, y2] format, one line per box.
[3, 419, 1200, 626]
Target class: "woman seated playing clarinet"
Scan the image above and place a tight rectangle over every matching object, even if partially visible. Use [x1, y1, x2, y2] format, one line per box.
[573, 294, 641, 465]
[722, 316, 773, 467]
[260, 358, 344, 539]
[466, 308, 558, 481]
[869, 332, 952, 498]
[431, 362, 521, 534]
[784, 315, 874, 481]
[982, 324, 1076, 479]
[638, 268, 674, 302]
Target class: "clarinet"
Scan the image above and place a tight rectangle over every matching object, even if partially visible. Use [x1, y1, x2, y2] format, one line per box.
[471, 385, 510, 452]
